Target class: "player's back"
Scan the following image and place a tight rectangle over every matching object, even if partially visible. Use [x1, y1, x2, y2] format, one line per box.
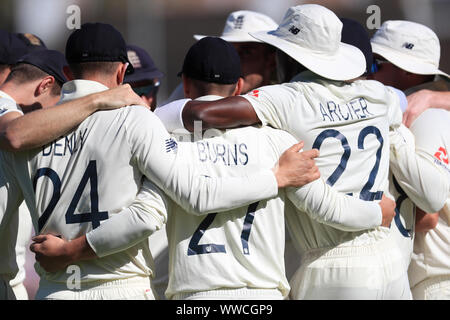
[408, 109, 450, 293]
[165, 125, 292, 299]
[249, 74, 402, 250]
[28, 104, 153, 283]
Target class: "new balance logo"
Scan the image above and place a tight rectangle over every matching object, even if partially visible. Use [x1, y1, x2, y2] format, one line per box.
[234, 15, 244, 29]
[289, 25, 301, 35]
[402, 42, 414, 50]
[165, 138, 178, 153]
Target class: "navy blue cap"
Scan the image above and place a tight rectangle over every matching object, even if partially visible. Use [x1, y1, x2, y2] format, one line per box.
[179, 36, 241, 84]
[124, 45, 164, 83]
[0, 30, 46, 65]
[340, 18, 374, 74]
[16, 49, 68, 84]
[65, 22, 134, 74]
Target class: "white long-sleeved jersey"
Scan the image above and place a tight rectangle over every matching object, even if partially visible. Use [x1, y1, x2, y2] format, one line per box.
[1, 80, 281, 285]
[408, 109, 450, 288]
[164, 124, 383, 299]
[388, 123, 449, 271]
[85, 94, 384, 299]
[243, 72, 402, 251]
[0, 91, 36, 285]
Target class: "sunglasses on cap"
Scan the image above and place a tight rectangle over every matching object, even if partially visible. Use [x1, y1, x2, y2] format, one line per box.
[132, 80, 160, 97]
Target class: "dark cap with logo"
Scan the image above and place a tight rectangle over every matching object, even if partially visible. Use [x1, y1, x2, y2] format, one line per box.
[16, 49, 68, 84]
[0, 30, 47, 65]
[65, 22, 134, 74]
[124, 45, 164, 83]
[179, 36, 241, 84]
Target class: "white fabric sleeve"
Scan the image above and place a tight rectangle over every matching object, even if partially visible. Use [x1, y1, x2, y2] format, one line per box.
[389, 124, 449, 213]
[387, 86, 408, 113]
[241, 84, 300, 132]
[85, 178, 168, 258]
[385, 86, 403, 130]
[0, 98, 24, 117]
[154, 98, 191, 133]
[126, 108, 278, 215]
[286, 180, 382, 231]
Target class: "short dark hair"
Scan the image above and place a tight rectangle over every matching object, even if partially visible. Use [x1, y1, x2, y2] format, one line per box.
[189, 77, 237, 97]
[69, 61, 121, 79]
[0, 64, 10, 74]
[6, 63, 62, 96]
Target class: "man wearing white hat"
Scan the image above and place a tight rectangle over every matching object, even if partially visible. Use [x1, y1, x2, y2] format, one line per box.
[370, 20, 450, 127]
[157, 4, 413, 299]
[161, 10, 278, 105]
[370, 20, 450, 300]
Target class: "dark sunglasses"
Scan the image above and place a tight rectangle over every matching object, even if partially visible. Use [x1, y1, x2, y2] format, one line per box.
[132, 80, 160, 97]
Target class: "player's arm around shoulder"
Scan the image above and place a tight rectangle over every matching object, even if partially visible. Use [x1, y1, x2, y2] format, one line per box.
[0, 108, 23, 151]
[390, 123, 449, 213]
[415, 207, 440, 233]
[265, 127, 321, 193]
[0, 85, 145, 152]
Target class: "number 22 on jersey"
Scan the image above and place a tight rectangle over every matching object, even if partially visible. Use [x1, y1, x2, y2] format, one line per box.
[312, 125, 384, 201]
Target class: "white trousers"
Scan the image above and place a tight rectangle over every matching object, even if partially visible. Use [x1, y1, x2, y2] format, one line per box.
[411, 275, 450, 300]
[172, 288, 284, 300]
[289, 237, 412, 300]
[35, 276, 156, 300]
[11, 282, 28, 300]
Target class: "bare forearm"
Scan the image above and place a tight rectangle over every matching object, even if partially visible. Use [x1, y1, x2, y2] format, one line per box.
[182, 96, 260, 132]
[429, 90, 450, 110]
[5, 94, 98, 151]
[65, 235, 98, 264]
[415, 207, 439, 233]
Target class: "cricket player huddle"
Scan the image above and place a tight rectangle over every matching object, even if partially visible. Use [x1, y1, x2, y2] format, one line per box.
[0, 4, 449, 301]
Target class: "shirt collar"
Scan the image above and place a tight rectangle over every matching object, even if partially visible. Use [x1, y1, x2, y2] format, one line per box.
[58, 80, 109, 104]
[0, 90, 17, 104]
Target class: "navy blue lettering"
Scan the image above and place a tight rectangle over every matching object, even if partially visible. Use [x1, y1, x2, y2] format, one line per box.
[228, 144, 238, 166]
[349, 100, 363, 118]
[320, 102, 333, 122]
[54, 141, 63, 156]
[338, 103, 350, 120]
[197, 142, 207, 162]
[327, 101, 342, 121]
[359, 98, 373, 117]
[215, 144, 227, 165]
[239, 143, 248, 165]
[64, 135, 73, 156]
[42, 144, 52, 156]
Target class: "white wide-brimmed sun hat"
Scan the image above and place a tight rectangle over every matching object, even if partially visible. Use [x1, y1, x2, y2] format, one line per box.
[371, 20, 449, 79]
[193, 10, 278, 43]
[249, 4, 366, 81]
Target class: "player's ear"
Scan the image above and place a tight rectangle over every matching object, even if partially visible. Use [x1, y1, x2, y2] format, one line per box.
[233, 77, 244, 96]
[116, 62, 128, 85]
[182, 75, 190, 98]
[63, 66, 75, 81]
[36, 76, 55, 96]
